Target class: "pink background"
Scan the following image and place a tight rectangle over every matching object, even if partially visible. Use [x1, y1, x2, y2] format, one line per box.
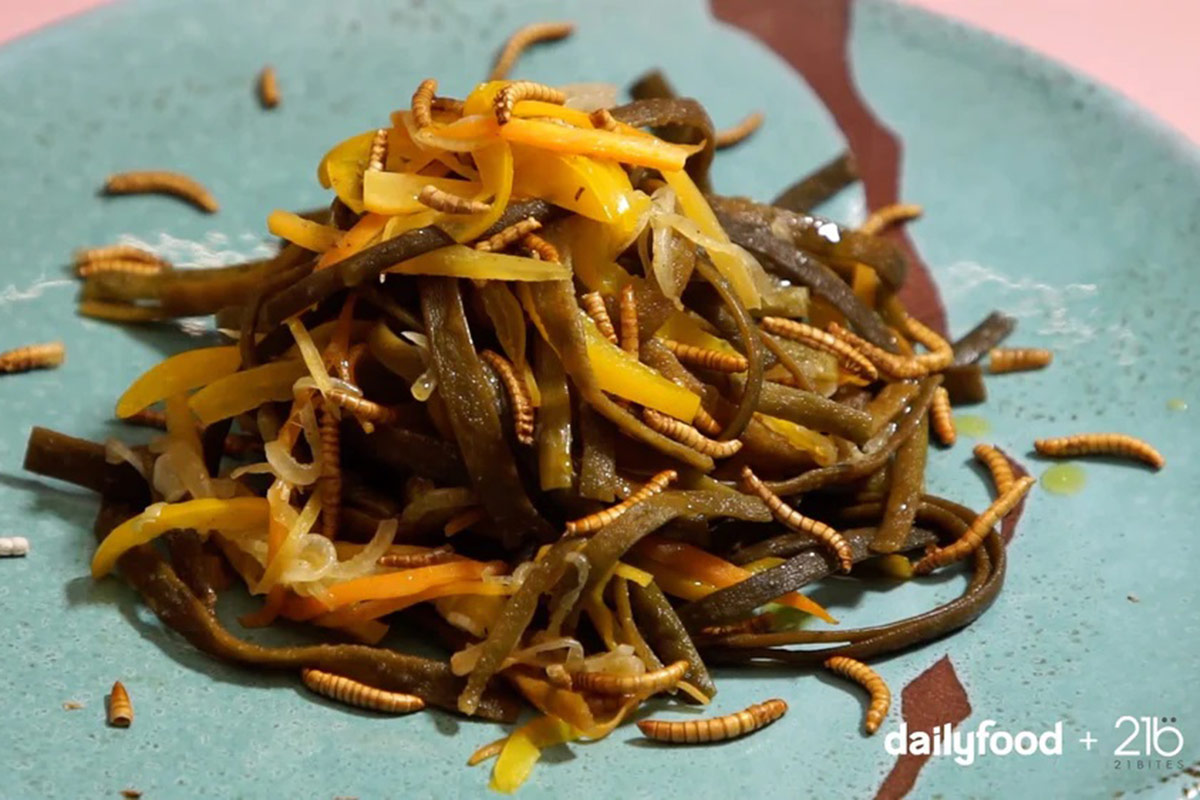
[1, 0, 1198, 144]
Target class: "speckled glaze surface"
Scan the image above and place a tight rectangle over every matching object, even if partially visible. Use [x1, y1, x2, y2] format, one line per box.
[1, 0, 1197, 797]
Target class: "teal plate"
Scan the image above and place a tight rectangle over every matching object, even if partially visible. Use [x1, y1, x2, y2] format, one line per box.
[2, 0, 1198, 798]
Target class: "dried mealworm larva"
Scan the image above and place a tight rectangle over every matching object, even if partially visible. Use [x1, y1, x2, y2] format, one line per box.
[904, 316, 953, 371]
[300, 668, 424, 714]
[826, 322, 926, 379]
[318, 404, 341, 539]
[638, 699, 787, 744]
[257, 64, 280, 109]
[1034, 433, 1164, 469]
[857, 203, 923, 236]
[417, 185, 491, 215]
[691, 405, 723, 437]
[589, 108, 618, 131]
[326, 389, 398, 426]
[104, 171, 219, 213]
[489, 21, 576, 81]
[0, 341, 65, 374]
[475, 217, 542, 252]
[913, 475, 1036, 574]
[740, 466, 852, 572]
[480, 350, 535, 445]
[699, 614, 775, 637]
[574, 660, 689, 696]
[973, 443, 1015, 496]
[0, 537, 30, 557]
[74, 244, 167, 267]
[367, 128, 388, 173]
[494, 81, 568, 125]
[378, 546, 457, 569]
[824, 657, 890, 735]
[545, 663, 573, 689]
[443, 507, 486, 538]
[618, 283, 639, 358]
[760, 317, 878, 380]
[467, 737, 508, 766]
[565, 469, 677, 536]
[930, 386, 956, 446]
[77, 258, 165, 278]
[520, 232, 560, 263]
[642, 408, 744, 459]
[989, 347, 1054, 374]
[714, 111, 765, 149]
[581, 291, 618, 345]
[107, 681, 133, 728]
[661, 339, 749, 373]
[411, 78, 438, 129]
[430, 96, 466, 115]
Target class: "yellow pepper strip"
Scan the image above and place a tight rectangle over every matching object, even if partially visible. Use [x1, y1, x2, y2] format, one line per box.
[91, 497, 268, 579]
[581, 314, 701, 421]
[382, 209, 440, 240]
[434, 592, 506, 638]
[239, 585, 287, 628]
[613, 561, 654, 587]
[660, 169, 761, 309]
[316, 213, 389, 269]
[852, 263, 880, 308]
[654, 311, 740, 356]
[632, 535, 837, 624]
[755, 413, 838, 467]
[116, 346, 242, 418]
[303, 580, 513, 626]
[443, 140, 514, 243]
[317, 128, 377, 211]
[510, 145, 638, 225]
[558, 216, 628, 293]
[584, 595, 619, 650]
[188, 359, 308, 426]
[267, 210, 342, 253]
[320, 561, 492, 610]
[512, 100, 596, 127]
[362, 171, 481, 216]
[490, 715, 580, 795]
[629, 558, 719, 601]
[741, 556, 787, 574]
[463, 80, 508, 116]
[286, 318, 334, 398]
[385, 244, 569, 282]
[499, 117, 695, 172]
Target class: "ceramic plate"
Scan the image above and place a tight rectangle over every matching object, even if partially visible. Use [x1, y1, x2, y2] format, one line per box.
[1, 0, 1197, 797]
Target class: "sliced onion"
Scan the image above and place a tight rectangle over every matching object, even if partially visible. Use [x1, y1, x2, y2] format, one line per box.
[561, 82, 619, 112]
[582, 644, 645, 675]
[546, 551, 589, 635]
[104, 438, 149, 481]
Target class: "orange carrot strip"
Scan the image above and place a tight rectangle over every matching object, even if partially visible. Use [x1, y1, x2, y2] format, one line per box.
[497, 117, 694, 171]
[316, 213, 389, 269]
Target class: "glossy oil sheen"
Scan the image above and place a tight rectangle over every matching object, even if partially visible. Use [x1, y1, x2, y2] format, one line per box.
[0, 1, 1197, 798]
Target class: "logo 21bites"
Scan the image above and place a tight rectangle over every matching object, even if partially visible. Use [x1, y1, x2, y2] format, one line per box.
[885, 721, 1063, 766]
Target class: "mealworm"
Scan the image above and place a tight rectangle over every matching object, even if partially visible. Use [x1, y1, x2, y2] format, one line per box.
[642, 408, 744, 459]
[904, 316, 953, 371]
[318, 404, 341, 539]
[444, 507, 486, 537]
[618, 283, 639, 357]
[475, 217, 542, 252]
[480, 350, 535, 445]
[104, 171, 219, 213]
[411, 78, 438, 129]
[565, 469, 677, 535]
[417, 185, 490, 215]
[581, 292, 618, 344]
[74, 244, 167, 267]
[740, 466, 852, 572]
[257, 65, 280, 109]
[574, 660, 689, 696]
[824, 657, 890, 734]
[760, 317, 878, 380]
[1034, 433, 1164, 469]
[638, 698, 787, 744]
[589, 108, 618, 131]
[378, 546, 457, 569]
[699, 613, 775, 637]
[714, 111, 764, 149]
[661, 339, 749, 373]
[519, 232, 560, 263]
[545, 663, 573, 689]
[107, 681, 133, 728]
[913, 475, 1036, 574]
[120, 790, 143, 799]
[489, 21, 576, 81]
[827, 322, 927, 379]
[0, 537, 30, 557]
[77, 258, 165, 277]
[301, 668, 424, 714]
[467, 737, 508, 766]
[430, 96, 465, 115]
[0, 341, 65, 374]
[343, 342, 369, 385]
[326, 389, 398, 425]
[692, 405, 723, 437]
[973, 443, 1015, 495]
[494, 81, 567, 125]
[858, 203, 923, 236]
[930, 386, 956, 446]
[367, 128, 387, 173]
[989, 347, 1053, 374]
